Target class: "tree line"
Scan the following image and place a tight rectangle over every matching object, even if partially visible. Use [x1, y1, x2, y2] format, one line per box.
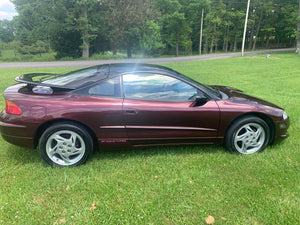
[0, 0, 299, 59]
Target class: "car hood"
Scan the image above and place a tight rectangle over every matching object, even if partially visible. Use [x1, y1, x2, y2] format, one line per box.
[213, 85, 283, 109]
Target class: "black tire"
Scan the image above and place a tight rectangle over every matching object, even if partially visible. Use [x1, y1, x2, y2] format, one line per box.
[225, 116, 270, 155]
[39, 122, 93, 167]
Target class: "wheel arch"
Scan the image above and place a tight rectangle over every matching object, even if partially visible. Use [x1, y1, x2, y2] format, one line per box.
[225, 112, 275, 144]
[34, 119, 98, 150]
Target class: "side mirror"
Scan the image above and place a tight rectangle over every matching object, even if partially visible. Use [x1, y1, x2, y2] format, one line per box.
[193, 95, 208, 107]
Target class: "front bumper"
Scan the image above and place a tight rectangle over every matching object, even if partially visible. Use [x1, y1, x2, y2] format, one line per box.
[272, 117, 290, 144]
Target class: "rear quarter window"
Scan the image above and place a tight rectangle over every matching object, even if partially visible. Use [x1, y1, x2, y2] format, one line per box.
[74, 76, 121, 98]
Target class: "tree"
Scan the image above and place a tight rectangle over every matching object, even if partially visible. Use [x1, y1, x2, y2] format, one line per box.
[51, 0, 103, 58]
[12, 0, 106, 58]
[0, 41, 2, 57]
[157, 0, 190, 56]
[0, 20, 15, 43]
[8, 0, 300, 58]
[162, 11, 187, 56]
[180, 0, 210, 54]
[105, 0, 156, 58]
[248, 0, 297, 50]
[17, 40, 48, 55]
[12, 0, 53, 46]
[140, 20, 164, 56]
[203, 0, 227, 53]
[51, 30, 82, 59]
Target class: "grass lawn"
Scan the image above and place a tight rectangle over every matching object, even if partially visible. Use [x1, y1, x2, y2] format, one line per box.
[0, 53, 299, 224]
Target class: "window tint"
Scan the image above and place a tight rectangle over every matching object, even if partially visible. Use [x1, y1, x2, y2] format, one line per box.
[43, 68, 98, 86]
[123, 74, 198, 102]
[75, 77, 121, 97]
[42, 65, 108, 88]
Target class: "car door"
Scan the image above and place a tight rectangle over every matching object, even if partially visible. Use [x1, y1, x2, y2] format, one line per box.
[122, 73, 220, 146]
[72, 76, 127, 148]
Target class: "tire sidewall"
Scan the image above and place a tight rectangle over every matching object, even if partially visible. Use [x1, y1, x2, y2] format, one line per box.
[39, 123, 93, 167]
[225, 116, 270, 154]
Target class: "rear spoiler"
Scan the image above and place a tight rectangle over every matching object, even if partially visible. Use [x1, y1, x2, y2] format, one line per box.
[15, 73, 75, 91]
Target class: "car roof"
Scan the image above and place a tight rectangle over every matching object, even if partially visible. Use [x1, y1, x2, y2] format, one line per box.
[15, 63, 182, 90]
[108, 63, 179, 76]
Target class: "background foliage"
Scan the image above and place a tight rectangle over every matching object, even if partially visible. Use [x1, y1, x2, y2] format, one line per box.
[0, 0, 299, 59]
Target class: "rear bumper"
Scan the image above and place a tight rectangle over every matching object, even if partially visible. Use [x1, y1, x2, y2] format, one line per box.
[0, 121, 35, 148]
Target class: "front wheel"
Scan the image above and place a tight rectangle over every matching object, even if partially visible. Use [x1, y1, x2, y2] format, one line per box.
[39, 123, 93, 167]
[225, 116, 270, 154]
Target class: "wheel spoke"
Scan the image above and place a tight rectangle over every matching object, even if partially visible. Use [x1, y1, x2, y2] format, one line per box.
[57, 151, 71, 163]
[250, 141, 261, 148]
[245, 125, 255, 133]
[67, 134, 84, 154]
[235, 132, 248, 142]
[48, 145, 58, 157]
[55, 134, 68, 143]
[254, 127, 263, 140]
[239, 141, 247, 153]
[70, 134, 76, 145]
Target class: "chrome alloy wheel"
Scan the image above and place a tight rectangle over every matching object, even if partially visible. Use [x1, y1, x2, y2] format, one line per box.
[234, 123, 266, 154]
[45, 130, 86, 166]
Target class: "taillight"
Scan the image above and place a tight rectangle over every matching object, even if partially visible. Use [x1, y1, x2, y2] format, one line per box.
[5, 99, 21, 115]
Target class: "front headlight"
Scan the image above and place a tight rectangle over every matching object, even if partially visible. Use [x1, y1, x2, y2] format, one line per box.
[283, 111, 288, 120]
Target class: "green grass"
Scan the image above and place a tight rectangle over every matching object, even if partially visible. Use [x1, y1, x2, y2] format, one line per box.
[0, 53, 299, 224]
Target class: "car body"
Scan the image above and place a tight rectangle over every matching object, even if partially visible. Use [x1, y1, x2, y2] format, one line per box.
[0, 63, 289, 167]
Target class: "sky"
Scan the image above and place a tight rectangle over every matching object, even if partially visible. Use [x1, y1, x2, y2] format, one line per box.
[0, 0, 18, 20]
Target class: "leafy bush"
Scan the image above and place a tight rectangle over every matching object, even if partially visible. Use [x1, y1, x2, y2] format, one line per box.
[18, 41, 49, 56]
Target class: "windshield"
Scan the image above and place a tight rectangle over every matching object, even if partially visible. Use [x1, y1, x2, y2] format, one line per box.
[201, 83, 221, 98]
[176, 72, 221, 98]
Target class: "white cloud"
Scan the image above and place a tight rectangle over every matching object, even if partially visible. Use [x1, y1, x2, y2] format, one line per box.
[0, 11, 18, 20]
[0, 0, 14, 8]
[0, 0, 18, 20]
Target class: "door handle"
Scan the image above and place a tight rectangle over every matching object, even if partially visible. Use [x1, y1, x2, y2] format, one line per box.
[125, 110, 137, 115]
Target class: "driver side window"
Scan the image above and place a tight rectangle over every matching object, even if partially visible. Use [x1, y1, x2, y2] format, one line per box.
[122, 73, 199, 102]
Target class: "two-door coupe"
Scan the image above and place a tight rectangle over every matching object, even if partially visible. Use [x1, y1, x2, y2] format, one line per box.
[0, 64, 289, 167]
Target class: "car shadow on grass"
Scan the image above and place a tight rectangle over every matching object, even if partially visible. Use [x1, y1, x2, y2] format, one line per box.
[5, 143, 227, 167]
[92, 144, 226, 162]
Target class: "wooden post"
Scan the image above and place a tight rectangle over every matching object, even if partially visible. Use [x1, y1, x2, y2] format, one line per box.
[199, 9, 204, 55]
[242, 0, 250, 56]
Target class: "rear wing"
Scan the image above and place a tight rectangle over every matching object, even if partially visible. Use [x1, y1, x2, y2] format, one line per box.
[15, 73, 75, 94]
[15, 73, 75, 91]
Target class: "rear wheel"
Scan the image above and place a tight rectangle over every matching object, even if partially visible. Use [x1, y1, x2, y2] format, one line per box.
[39, 123, 93, 167]
[225, 116, 270, 154]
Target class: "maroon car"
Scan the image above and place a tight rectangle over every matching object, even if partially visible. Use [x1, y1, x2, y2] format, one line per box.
[0, 64, 289, 167]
